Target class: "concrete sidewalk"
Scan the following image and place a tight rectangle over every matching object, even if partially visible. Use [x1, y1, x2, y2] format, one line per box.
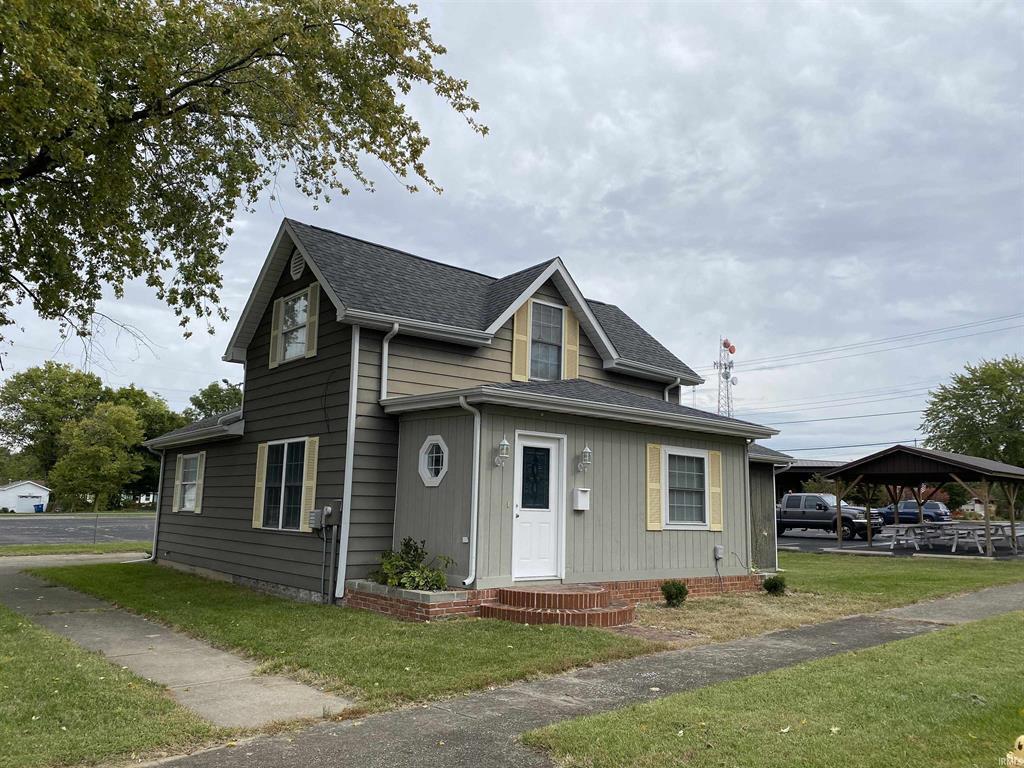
[0, 556, 351, 728]
[148, 582, 1024, 768]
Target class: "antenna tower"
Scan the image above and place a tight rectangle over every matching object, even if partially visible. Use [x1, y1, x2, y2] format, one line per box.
[714, 337, 739, 416]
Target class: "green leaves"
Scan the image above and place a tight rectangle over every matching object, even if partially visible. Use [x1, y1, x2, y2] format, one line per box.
[0, 0, 484, 340]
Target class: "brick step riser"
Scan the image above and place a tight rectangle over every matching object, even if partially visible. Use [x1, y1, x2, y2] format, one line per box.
[496, 587, 610, 610]
[481, 602, 635, 628]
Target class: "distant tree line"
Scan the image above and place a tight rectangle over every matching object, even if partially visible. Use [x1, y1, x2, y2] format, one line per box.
[0, 362, 241, 511]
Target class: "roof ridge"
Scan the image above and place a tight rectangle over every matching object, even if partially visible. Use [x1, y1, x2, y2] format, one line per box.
[286, 218, 499, 282]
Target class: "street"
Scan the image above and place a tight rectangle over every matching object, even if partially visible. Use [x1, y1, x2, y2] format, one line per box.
[0, 513, 155, 545]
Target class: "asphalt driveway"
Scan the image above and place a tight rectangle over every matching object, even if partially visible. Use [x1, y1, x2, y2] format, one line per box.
[0, 513, 154, 545]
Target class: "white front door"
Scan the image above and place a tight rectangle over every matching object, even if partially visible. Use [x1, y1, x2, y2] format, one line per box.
[512, 434, 562, 580]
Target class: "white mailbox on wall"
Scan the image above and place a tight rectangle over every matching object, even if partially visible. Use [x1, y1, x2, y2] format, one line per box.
[573, 487, 591, 512]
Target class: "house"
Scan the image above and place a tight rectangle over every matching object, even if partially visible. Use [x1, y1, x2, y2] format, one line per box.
[0, 480, 50, 513]
[144, 219, 777, 620]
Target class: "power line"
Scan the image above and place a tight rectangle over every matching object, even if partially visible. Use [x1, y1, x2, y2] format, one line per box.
[732, 378, 943, 411]
[769, 409, 923, 426]
[774, 439, 921, 452]
[694, 313, 1023, 372]
[725, 324, 1024, 375]
[736, 388, 932, 417]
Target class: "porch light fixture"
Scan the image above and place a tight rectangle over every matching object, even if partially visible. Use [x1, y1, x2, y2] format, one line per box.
[495, 435, 511, 467]
[577, 445, 592, 473]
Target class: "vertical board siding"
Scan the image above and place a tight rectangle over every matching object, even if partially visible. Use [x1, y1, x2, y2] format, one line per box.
[157, 262, 350, 595]
[475, 406, 751, 586]
[392, 410, 474, 580]
[748, 463, 778, 571]
[385, 278, 670, 400]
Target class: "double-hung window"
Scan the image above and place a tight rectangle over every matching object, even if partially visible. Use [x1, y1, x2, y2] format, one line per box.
[262, 440, 306, 530]
[280, 291, 309, 361]
[530, 302, 563, 380]
[178, 454, 200, 511]
[663, 447, 709, 528]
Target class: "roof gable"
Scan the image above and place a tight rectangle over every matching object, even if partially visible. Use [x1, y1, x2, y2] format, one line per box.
[0, 480, 50, 492]
[223, 219, 703, 384]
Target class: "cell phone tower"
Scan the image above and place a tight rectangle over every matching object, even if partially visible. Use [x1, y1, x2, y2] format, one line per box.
[714, 337, 738, 416]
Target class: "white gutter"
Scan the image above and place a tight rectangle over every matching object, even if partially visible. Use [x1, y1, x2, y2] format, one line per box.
[124, 448, 165, 564]
[380, 322, 399, 400]
[458, 396, 482, 587]
[605, 358, 704, 386]
[663, 377, 681, 402]
[335, 324, 360, 599]
[339, 308, 492, 346]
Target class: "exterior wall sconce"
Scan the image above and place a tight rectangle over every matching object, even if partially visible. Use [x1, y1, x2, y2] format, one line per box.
[577, 445, 592, 473]
[495, 435, 511, 467]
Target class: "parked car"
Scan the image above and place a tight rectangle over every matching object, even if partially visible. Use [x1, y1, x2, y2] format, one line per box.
[777, 492, 885, 540]
[877, 500, 953, 525]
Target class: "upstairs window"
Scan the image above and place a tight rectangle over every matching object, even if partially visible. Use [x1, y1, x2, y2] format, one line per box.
[269, 284, 319, 369]
[530, 302, 563, 380]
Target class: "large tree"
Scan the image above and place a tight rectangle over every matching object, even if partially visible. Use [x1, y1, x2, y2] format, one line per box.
[0, 0, 483, 340]
[921, 356, 1024, 469]
[0, 362, 106, 473]
[49, 403, 144, 511]
[183, 379, 243, 421]
[107, 384, 187, 497]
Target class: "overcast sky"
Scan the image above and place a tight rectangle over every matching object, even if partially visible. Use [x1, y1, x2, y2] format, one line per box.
[4, 0, 1022, 459]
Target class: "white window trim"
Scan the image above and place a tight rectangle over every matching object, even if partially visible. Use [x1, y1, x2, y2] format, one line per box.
[278, 286, 310, 363]
[262, 437, 307, 530]
[527, 298, 565, 382]
[418, 435, 449, 487]
[661, 445, 711, 530]
[178, 452, 201, 512]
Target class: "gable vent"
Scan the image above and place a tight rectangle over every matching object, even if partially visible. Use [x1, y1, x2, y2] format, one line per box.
[289, 250, 304, 280]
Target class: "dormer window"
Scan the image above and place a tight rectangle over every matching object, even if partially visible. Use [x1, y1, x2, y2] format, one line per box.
[530, 302, 563, 380]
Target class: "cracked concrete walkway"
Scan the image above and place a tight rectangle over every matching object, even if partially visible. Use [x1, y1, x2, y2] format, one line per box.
[149, 582, 1024, 768]
[0, 555, 351, 728]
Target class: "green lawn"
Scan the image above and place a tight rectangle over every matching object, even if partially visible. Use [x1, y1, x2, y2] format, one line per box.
[0, 541, 150, 557]
[526, 611, 1024, 768]
[0, 605, 217, 768]
[29, 563, 660, 708]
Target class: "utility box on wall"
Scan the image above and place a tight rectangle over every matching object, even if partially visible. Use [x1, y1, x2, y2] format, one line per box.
[573, 488, 591, 512]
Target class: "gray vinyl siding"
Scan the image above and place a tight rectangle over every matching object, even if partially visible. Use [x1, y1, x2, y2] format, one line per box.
[748, 462, 778, 571]
[473, 406, 751, 588]
[345, 328, 398, 578]
[385, 279, 667, 400]
[157, 262, 350, 596]
[393, 409, 475, 581]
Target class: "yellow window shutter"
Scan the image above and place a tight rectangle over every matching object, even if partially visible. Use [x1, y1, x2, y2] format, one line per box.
[299, 437, 320, 532]
[268, 298, 283, 369]
[563, 309, 580, 379]
[304, 285, 319, 358]
[511, 302, 531, 381]
[252, 443, 268, 528]
[172, 454, 184, 513]
[646, 443, 663, 531]
[708, 450, 724, 531]
[192, 451, 206, 515]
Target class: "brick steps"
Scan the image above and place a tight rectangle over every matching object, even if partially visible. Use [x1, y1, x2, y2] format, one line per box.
[481, 584, 634, 627]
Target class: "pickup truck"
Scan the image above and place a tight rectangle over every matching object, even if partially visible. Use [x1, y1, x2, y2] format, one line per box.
[777, 492, 885, 540]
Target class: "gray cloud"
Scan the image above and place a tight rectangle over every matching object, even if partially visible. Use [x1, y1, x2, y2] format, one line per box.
[5, 0, 1022, 458]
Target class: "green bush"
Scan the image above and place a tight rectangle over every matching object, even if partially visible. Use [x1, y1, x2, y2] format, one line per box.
[762, 575, 786, 596]
[661, 579, 688, 607]
[373, 537, 455, 591]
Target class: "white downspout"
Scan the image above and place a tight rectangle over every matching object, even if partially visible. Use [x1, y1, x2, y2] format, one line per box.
[458, 396, 481, 587]
[380, 322, 399, 400]
[664, 377, 681, 402]
[335, 325, 361, 599]
[124, 448, 165, 564]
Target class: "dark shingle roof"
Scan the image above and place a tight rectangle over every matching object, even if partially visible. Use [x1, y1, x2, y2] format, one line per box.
[149, 409, 242, 443]
[749, 443, 792, 462]
[486, 379, 770, 431]
[287, 220, 697, 380]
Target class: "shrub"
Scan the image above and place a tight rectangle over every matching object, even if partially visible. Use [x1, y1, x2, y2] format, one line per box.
[661, 579, 688, 607]
[373, 537, 455, 591]
[762, 575, 786, 596]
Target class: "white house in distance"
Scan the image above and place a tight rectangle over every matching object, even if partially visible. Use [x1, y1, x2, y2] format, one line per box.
[0, 480, 51, 513]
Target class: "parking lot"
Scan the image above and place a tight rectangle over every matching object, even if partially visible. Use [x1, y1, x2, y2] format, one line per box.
[0, 513, 155, 545]
[777, 523, 1022, 559]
